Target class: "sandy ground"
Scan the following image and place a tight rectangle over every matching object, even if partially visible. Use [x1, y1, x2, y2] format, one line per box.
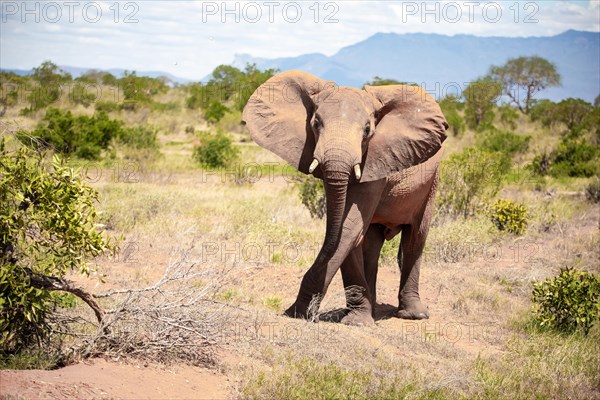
[0, 358, 229, 400]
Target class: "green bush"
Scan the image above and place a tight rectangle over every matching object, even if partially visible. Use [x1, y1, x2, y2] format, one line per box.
[95, 101, 119, 113]
[68, 84, 97, 107]
[0, 140, 118, 352]
[549, 137, 599, 177]
[114, 125, 158, 150]
[529, 99, 557, 128]
[532, 268, 600, 335]
[192, 130, 239, 168]
[25, 108, 117, 159]
[488, 199, 528, 235]
[585, 177, 600, 203]
[437, 147, 510, 217]
[204, 101, 230, 124]
[25, 108, 158, 159]
[477, 129, 531, 156]
[119, 71, 168, 107]
[296, 175, 326, 219]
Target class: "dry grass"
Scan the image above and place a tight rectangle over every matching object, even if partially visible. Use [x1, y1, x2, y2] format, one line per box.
[80, 142, 599, 398]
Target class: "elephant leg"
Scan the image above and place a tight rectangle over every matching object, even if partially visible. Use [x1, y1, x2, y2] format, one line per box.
[339, 246, 374, 326]
[285, 180, 386, 319]
[362, 224, 385, 313]
[396, 188, 436, 320]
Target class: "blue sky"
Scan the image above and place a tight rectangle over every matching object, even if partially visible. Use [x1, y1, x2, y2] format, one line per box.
[1, 1, 598, 80]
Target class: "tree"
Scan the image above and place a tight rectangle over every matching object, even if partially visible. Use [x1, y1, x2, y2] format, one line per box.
[438, 95, 465, 136]
[186, 64, 277, 112]
[23, 61, 72, 113]
[531, 98, 595, 136]
[234, 64, 278, 111]
[362, 76, 419, 88]
[463, 79, 501, 130]
[489, 56, 561, 114]
[594, 94, 600, 108]
[554, 98, 594, 134]
[119, 71, 168, 109]
[32, 60, 72, 83]
[1, 138, 118, 352]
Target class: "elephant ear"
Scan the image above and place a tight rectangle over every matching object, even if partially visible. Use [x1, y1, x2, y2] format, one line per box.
[361, 85, 448, 182]
[242, 70, 335, 176]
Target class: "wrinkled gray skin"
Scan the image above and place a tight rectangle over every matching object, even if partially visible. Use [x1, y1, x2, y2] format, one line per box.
[243, 71, 448, 325]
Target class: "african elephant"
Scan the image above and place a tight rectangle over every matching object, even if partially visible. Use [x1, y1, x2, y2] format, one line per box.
[242, 71, 448, 325]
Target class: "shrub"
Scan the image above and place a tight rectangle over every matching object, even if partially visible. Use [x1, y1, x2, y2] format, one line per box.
[585, 177, 600, 203]
[24, 108, 158, 160]
[549, 137, 599, 177]
[204, 101, 229, 124]
[114, 125, 158, 150]
[532, 268, 600, 335]
[0, 140, 118, 353]
[95, 101, 119, 113]
[151, 102, 179, 112]
[477, 129, 531, 156]
[192, 130, 239, 168]
[437, 147, 510, 217]
[296, 175, 326, 219]
[488, 199, 528, 235]
[529, 99, 557, 128]
[69, 84, 98, 107]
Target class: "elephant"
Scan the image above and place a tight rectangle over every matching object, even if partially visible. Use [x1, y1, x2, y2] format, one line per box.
[242, 70, 448, 325]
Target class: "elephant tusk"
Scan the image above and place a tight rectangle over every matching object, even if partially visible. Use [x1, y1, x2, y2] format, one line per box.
[354, 164, 362, 180]
[308, 159, 319, 173]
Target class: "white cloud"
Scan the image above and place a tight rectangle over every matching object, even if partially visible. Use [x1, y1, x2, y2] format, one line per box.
[1, 0, 598, 79]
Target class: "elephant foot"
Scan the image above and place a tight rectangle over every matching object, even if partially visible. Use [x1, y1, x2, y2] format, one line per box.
[283, 303, 309, 319]
[341, 308, 375, 326]
[396, 299, 429, 320]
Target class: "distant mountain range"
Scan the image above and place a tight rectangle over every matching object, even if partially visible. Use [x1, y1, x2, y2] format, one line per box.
[231, 29, 599, 103]
[4, 30, 598, 102]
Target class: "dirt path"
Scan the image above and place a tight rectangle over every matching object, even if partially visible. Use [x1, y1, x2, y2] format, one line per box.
[0, 359, 229, 400]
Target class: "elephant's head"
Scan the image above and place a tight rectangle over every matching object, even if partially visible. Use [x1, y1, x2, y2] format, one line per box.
[243, 71, 448, 255]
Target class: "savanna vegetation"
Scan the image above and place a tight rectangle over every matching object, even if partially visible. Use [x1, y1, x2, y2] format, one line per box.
[1, 57, 598, 399]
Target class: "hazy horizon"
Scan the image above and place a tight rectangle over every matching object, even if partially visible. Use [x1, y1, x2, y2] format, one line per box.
[2, 1, 598, 80]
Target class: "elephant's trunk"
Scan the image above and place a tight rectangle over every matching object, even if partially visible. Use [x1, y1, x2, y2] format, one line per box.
[313, 136, 360, 259]
[318, 142, 354, 261]
[322, 169, 349, 255]
[286, 137, 359, 315]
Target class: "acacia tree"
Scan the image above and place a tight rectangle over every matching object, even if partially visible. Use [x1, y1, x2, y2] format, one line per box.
[489, 56, 561, 114]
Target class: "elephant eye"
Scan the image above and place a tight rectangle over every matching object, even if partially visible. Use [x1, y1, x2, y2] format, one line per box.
[363, 123, 371, 139]
[313, 116, 322, 131]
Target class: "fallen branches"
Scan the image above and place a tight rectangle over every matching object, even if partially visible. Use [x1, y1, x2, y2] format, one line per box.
[26, 268, 105, 325]
[53, 248, 232, 367]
